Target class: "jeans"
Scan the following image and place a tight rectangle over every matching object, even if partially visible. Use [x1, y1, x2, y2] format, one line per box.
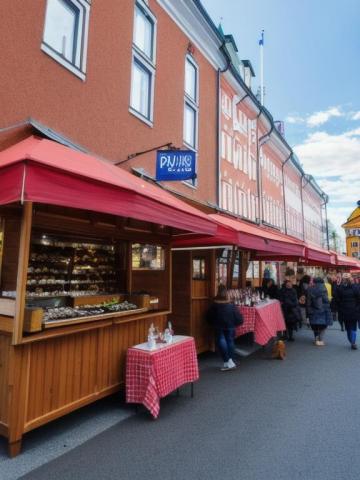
[215, 328, 235, 362]
[346, 328, 357, 345]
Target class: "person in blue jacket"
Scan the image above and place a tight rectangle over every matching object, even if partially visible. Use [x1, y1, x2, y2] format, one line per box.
[333, 273, 360, 350]
[207, 285, 243, 371]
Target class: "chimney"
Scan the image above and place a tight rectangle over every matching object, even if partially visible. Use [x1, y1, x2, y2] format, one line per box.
[241, 60, 255, 89]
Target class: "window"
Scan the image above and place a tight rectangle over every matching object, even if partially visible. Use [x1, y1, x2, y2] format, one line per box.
[184, 103, 197, 148]
[184, 56, 199, 150]
[132, 244, 165, 270]
[42, 0, 90, 80]
[222, 93, 232, 118]
[130, 59, 151, 118]
[222, 182, 233, 212]
[185, 59, 197, 102]
[130, 1, 156, 123]
[193, 257, 206, 280]
[183, 56, 199, 187]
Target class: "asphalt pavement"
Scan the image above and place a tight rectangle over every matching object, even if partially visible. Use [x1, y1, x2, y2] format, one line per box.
[11, 324, 360, 480]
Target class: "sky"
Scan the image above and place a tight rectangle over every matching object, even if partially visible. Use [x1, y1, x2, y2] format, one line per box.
[202, 0, 360, 245]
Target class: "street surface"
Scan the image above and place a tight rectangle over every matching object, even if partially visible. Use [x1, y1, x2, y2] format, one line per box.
[3, 324, 360, 480]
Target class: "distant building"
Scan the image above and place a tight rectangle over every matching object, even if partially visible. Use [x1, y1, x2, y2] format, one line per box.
[342, 201, 360, 258]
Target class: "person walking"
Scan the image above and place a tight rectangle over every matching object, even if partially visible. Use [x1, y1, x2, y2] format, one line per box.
[207, 285, 243, 371]
[279, 280, 301, 341]
[333, 273, 360, 350]
[297, 274, 311, 328]
[307, 277, 332, 346]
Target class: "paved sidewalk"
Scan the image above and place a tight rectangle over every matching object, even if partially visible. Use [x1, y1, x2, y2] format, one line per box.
[3, 325, 360, 480]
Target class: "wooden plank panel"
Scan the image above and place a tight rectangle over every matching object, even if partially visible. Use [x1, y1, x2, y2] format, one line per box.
[191, 299, 212, 354]
[0, 334, 11, 427]
[169, 251, 191, 335]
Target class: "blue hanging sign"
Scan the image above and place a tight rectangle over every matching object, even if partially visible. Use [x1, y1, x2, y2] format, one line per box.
[156, 150, 196, 181]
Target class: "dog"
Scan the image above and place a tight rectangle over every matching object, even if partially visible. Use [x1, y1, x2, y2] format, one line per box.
[271, 339, 286, 360]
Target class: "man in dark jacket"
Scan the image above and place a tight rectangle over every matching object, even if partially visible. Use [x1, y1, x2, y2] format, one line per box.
[207, 285, 243, 371]
[307, 277, 332, 346]
[333, 273, 360, 350]
[279, 280, 300, 341]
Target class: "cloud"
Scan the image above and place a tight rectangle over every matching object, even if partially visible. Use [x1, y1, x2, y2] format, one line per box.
[285, 115, 305, 125]
[306, 107, 343, 127]
[293, 127, 360, 237]
[351, 111, 360, 121]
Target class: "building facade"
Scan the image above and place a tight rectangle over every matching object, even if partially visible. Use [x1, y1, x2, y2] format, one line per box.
[342, 202, 360, 258]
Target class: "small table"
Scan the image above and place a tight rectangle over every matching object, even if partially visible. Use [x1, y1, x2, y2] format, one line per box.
[235, 299, 286, 346]
[126, 335, 199, 418]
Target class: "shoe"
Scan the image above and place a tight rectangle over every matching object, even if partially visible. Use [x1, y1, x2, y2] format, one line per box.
[228, 358, 237, 368]
[351, 344, 358, 350]
[315, 340, 322, 346]
[221, 362, 236, 371]
[318, 341, 325, 346]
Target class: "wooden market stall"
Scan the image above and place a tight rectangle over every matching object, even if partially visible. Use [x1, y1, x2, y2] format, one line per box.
[0, 136, 217, 456]
[170, 213, 307, 354]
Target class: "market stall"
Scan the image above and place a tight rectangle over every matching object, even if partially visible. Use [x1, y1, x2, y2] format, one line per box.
[235, 299, 286, 345]
[0, 136, 217, 457]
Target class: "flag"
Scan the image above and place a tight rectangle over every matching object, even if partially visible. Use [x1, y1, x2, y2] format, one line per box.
[259, 30, 264, 46]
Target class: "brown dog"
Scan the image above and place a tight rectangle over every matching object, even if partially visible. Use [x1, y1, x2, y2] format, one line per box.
[272, 340, 286, 360]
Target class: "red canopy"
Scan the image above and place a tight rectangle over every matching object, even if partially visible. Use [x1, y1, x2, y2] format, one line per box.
[0, 136, 217, 235]
[305, 244, 336, 266]
[336, 254, 360, 268]
[174, 213, 306, 256]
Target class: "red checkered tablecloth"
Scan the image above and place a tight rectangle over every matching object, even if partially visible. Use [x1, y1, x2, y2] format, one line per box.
[126, 336, 199, 418]
[235, 300, 286, 346]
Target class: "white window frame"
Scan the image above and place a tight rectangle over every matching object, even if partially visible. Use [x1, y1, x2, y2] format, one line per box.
[41, 0, 91, 81]
[183, 54, 199, 188]
[129, 0, 157, 125]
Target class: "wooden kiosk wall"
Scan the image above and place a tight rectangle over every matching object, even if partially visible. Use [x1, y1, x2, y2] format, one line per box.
[0, 204, 171, 456]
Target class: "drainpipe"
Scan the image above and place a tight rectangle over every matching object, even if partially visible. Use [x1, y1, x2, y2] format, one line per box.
[257, 112, 274, 224]
[281, 153, 292, 235]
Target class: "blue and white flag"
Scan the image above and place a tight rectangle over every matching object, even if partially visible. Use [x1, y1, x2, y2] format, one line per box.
[259, 30, 264, 46]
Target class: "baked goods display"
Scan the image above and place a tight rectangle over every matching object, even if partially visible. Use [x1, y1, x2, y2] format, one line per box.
[26, 237, 120, 298]
[43, 300, 139, 323]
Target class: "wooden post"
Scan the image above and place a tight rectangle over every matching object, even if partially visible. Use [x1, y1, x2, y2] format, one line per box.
[168, 246, 172, 312]
[13, 202, 32, 345]
[126, 241, 132, 294]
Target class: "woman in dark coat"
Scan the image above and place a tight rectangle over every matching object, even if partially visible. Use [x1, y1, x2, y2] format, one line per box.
[207, 285, 243, 371]
[307, 277, 332, 346]
[297, 274, 311, 328]
[333, 273, 360, 350]
[262, 279, 279, 299]
[279, 280, 300, 341]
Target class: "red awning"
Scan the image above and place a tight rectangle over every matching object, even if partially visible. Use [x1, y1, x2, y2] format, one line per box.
[305, 244, 336, 266]
[0, 136, 217, 235]
[173, 213, 306, 256]
[336, 254, 360, 268]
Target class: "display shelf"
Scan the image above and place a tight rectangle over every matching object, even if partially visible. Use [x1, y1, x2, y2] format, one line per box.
[26, 236, 122, 308]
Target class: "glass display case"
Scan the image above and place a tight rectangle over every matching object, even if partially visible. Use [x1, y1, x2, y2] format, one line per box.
[132, 243, 165, 270]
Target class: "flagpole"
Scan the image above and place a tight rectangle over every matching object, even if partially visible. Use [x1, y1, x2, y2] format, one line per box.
[259, 30, 264, 106]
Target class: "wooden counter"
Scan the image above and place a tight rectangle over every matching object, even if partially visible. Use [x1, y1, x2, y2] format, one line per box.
[0, 309, 168, 457]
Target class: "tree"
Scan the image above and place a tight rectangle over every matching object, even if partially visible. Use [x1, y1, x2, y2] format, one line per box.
[327, 220, 343, 253]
